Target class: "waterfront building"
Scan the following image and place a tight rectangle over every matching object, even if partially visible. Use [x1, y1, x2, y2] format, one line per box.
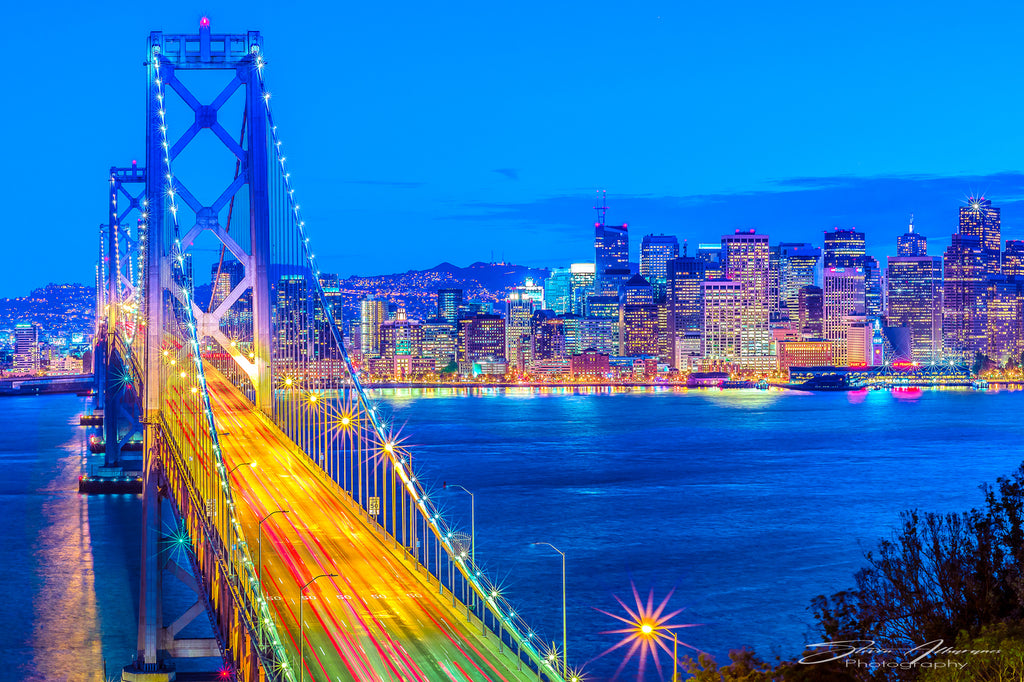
[456, 314, 506, 374]
[845, 315, 873, 366]
[696, 243, 724, 279]
[666, 256, 705, 366]
[778, 243, 820, 316]
[530, 310, 566, 369]
[942, 234, 987, 359]
[570, 349, 611, 377]
[13, 322, 41, 374]
[505, 290, 539, 372]
[823, 267, 866, 366]
[777, 339, 833, 371]
[721, 230, 772, 369]
[437, 288, 464, 324]
[422, 319, 457, 371]
[569, 263, 596, 316]
[359, 297, 387, 357]
[640, 234, 679, 295]
[701, 280, 744, 363]
[886, 256, 943, 363]
[1004, 240, 1024, 276]
[959, 198, 1001, 276]
[798, 285, 824, 338]
[544, 268, 573, 315]
[823, 228, 866, 268]
[985, 276, 1024, 363]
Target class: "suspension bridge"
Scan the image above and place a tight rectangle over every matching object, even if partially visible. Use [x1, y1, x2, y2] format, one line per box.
[89, 19, 573, 682]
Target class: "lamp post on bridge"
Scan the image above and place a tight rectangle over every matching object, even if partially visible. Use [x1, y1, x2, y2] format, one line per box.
[257, 509, 289, 649]
[532, 541, 567, 682]
[299, 572, 337, 682]
[227, 461, 253, 476]
[446, 483, 475, 606]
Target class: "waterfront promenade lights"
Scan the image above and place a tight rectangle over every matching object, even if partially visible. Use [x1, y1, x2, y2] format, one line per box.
[257, 509, 289, 648]
[299, 573, 337, 682]
[447, 484, 475, 601]
[532, 542, 567, 682]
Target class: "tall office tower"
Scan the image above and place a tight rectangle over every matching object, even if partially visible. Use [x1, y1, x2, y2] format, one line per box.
[579, 318, 619, 355]
[823, 228, 866, 268]
[701, 280, 744, 362]
[544, 268, 573, 314]
[276, 275, 311, 366]
[437, 288, 464, 324]
[1004, 240, 1024, 276]
[886, 256, 943, 363]
[359, 297, 387, 357]
[422, 319, 457, 371]
[379, 307, 425, 360]
[959, 197, 1001, 276]
[593, 267, 632, 297]
[721, 230, 771, 368]
[595, 221, 630, 275]
[943, 234, 987, 359]
[569, 263, 596, 315]
[618, 275, 658, 357]
[666, 256, 705, 366]
[585, 295, 619, 320]
[530, 310, 566, 367]
[696, 244, 724, 279]
[798, 285, 824, 338]
[769, 246, 781, 323]
[559, 314, 583, 356]
[640, 234, 679, 296]
[505, 291, 539, 372]
[823, 267, 866, 366]
[863, 256, 884, 317]
[318, 272, 343, 324]
[985, 276, 1024, 363]
[513, 278, 545, 307]
[210, 259, 245, 309]
[897, 218, 927, 257]
[456, 314, 506, 372]
[13, 322, 41, 374]
[778, 243, 821, 314]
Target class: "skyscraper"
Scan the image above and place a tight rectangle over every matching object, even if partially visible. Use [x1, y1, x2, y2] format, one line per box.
[640, 234, 679, 294]
[942, 234, 987, 359]
[544, 268, 573, 315]
[778, 243, 821, 315]
[959, 198, 1001, 276]
[702, 280, 744, 362]
[666, 256, 705, 366]
[823, 267, 866, 366]
[696, 244, 724, 280]
[721, 230, 771, 369]
[823, 228, 866, 268]
[798, 285, 824, 339]
[886, 256, 943, 363]
[437, 288, 463, 325]
[359, 297, 387, 357]
[1003, 240, 1024, 276]
[569, 263, 596, 316]
[984, 276, 1024, 364]
[13, 322, 41, 374]
[897, 219, 927, 257]
[505, 290, 539, 372]
[618, 275, 658, 357]
[276, 275, 311, 368]
[863, 256, 884, 318]
[595, 223, 629, 275]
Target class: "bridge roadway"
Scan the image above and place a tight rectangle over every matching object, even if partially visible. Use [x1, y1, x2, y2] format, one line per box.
[206, 369, 540, 682]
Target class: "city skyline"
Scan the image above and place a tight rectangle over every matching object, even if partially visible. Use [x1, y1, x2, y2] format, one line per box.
[8, 2, 1024, 296]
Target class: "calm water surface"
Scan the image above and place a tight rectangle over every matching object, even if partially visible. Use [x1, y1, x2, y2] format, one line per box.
[5, 388, 1023, 681]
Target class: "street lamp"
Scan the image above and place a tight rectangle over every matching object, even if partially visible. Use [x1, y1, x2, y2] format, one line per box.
[299, 573, 336, 682]
[227, 461, 253, 476]
[532, 542, 567, 682]
[257, 509, 289, 649]
[447, 484, 475, 600]
[673, 631, 680, 682]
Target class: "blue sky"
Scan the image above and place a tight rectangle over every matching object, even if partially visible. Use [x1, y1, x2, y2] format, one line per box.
[4, 0, 1024, 296]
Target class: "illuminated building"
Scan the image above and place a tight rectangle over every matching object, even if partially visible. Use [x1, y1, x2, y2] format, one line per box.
[318, 273, 343, 324]
[666, 256, 705, 366]
[823, 267, 866, 366]
[437, 288, 463, 324]
[863, 256, 883, 318]
[570, 349, 611, 377]
[530, 310, 566, 368]
[778, 243, 820, 317]
[897, 221, 927, 257]
[769, 246, 781, 323]
[579, 318, 619, 355]
[559, 314, 583, 356]
[422, 319, 457, 371]
[595, 222, 629, 275]
[210, 259, 250, 337]
[505, 289, 539, 371]
[544, 268, 572, 314]
[823, 228, 866, 268]
[14, 322, 41, 374]
[696, 244, 724, 279]
[845, 315, 873, 366]
[379, 307, 424, 360]
[701, 280, 743, 363]
[569, 263, 596, 316]
[886, 256, 943, 363]
[618, 275, 658, 357]
[276, 275, 310, 367]
[586, 295, 619, 320]
[1004, 240, 1024, 276]
[942, 234, 987, 359]
[514, 278, 545, 307]
[721, 230, 772, 369]
[985, 276, 1024, 363]
[359, 297, 387, 357]
[640, 234, 679, 296]
[959, 197, 1001, 276]
[777, 339, 833, 370]
[456, 314, 505, 374]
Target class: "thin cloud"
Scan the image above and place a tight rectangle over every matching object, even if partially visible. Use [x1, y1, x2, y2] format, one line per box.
[493, 168, 520, 181]
[341, 179, 426, 189]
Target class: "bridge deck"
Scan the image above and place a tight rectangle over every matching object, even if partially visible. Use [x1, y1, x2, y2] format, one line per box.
[207, 369, 540, 682]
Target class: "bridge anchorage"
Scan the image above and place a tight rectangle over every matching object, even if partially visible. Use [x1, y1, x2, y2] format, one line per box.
[92, 18, 575, 682]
